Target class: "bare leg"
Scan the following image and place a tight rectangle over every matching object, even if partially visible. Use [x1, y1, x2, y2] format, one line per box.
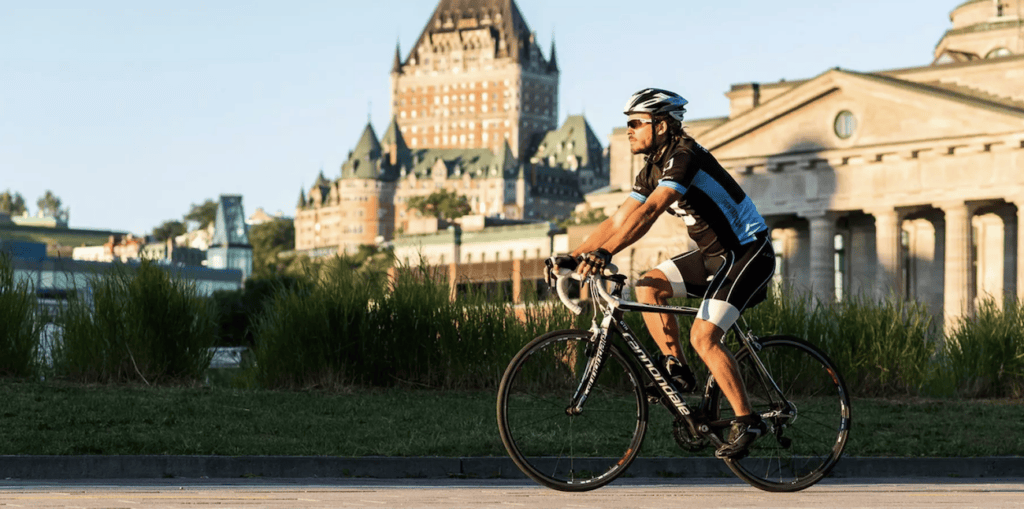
[634, 270, 687, 364]
[690, 318, 752, 417]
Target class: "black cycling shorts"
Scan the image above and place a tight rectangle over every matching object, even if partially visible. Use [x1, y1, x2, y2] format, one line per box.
[651, 232, 775, 330]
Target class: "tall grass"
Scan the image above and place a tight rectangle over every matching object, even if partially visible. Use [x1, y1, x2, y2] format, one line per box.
[53, 260, 217, 384]
[942, 297, 1024, 398]
[0, 252, 41, 377]
[740, 286, 937, 396]
[251, 259, 581, 390]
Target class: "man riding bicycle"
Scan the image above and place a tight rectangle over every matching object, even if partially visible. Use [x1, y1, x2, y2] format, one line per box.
[570, 88, 776, 459]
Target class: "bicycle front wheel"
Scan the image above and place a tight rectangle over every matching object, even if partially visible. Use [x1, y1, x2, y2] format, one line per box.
[496, 329, 648, 492]
[712, 335, 851, 492]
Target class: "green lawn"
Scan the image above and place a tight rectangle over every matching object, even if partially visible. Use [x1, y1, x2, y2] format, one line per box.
[0, 380, 1021, 457]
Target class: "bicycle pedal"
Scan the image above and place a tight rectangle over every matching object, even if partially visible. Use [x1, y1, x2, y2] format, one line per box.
[718, 449, 750, 460]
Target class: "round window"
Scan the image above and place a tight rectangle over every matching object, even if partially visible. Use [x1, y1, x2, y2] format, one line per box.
[834, 111, 857, 139]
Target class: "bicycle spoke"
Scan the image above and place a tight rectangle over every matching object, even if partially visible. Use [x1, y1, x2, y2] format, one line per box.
[716, 336, 850, 492]
[498, 331, 648, 492]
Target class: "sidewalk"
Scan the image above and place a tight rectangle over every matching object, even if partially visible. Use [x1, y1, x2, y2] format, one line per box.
[1, 456, 1023, 480]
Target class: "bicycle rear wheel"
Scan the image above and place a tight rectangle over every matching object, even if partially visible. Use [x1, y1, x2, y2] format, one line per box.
[496, 329, 648, 492]
[712, 335, 851, 492]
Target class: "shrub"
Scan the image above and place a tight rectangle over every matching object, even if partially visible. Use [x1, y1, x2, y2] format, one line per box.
[212, 274, 305, 348]
[0, 252, 41, 377]
[53, 259, 217, 384]
[942, 297, 1024, 398]
[822, 293, 936, 396]
[250, 256, 379, 389]
[251, 258, 583, 390]
[741, 285, 937, 396]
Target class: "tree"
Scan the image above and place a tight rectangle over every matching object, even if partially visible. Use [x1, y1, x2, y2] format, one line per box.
[558, 208, 609, 228]
[36, 190, 69, 221]
[185, 199, 219, 230]
[406, 189, 472, 221]
[151, 220, 187, 241]
[0, 190, 26, 216]
[248, 218, 296, 279]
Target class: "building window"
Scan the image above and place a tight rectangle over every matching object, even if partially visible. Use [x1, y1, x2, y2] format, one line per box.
[986, 47, 1012, 58]
[834, 233, 845, 301]
[834, 111, 856, 139]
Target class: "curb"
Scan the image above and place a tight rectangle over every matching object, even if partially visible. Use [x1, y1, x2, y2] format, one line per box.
[2, 456, 1023, 480]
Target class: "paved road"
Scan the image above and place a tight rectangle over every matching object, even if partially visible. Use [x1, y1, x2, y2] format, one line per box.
[2, 478, 1023, 508]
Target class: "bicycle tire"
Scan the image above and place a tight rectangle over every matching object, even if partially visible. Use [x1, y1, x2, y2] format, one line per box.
[496, 329, 648, 492]
[710, 335, 851, 492]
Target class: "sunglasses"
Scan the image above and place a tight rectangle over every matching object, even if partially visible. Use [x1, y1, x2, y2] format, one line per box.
[626, 119, 652, 129]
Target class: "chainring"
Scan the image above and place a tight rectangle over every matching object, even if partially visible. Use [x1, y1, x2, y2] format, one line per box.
[672, 418, 710, 452]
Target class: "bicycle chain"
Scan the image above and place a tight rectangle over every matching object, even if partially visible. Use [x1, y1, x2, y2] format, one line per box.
[672, 418, 710, 452]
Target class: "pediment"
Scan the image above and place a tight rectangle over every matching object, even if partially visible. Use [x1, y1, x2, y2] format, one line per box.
[701, 69, 1024, 160]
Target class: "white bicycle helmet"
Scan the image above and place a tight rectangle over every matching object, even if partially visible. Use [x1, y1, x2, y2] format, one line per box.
[623, 88, 688, 122]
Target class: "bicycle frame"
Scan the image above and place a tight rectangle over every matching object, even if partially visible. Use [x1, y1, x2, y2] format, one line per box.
[562, 269, 792, 446]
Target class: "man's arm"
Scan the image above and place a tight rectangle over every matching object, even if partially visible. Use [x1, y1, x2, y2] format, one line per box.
[570, 197, 642, 258]
[596, 186, 681, 255]
[574, 186, 681, 276]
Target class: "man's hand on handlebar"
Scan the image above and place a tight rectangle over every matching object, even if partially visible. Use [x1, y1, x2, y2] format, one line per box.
[576, 248, 611, 278]
[545, 255, 578, 286]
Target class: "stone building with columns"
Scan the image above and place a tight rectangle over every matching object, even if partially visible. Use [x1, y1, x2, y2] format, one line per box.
[579, 0, 1024, 327]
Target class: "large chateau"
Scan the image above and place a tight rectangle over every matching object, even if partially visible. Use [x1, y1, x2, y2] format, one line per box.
[296, 0, 605, 255]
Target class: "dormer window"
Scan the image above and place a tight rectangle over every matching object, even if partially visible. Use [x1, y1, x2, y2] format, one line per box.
[986, 47, 1012, 58]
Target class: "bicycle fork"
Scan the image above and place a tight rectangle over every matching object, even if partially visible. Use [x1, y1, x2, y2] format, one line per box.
[566, 316, 614, 416]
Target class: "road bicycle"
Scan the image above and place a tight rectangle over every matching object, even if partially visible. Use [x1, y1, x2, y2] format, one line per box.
[496, 262, 851, 492]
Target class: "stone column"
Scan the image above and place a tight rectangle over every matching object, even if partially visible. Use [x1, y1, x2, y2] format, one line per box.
[940, 202, 973, 329]
[801, 212, 838, 303]
[1015, 200, 1024, 303]
[999, 207, 1016, 299]
[867, 208, 901, 299]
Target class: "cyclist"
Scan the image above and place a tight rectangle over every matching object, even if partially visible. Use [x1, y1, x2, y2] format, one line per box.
[570, 88, 776, 459]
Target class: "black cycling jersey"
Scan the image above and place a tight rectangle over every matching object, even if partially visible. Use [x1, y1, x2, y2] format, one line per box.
[631, 136, 767, 257]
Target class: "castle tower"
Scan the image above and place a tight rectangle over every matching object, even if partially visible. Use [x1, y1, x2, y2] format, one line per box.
[295, 123, 401, 254]
[389, 0, 559, 161]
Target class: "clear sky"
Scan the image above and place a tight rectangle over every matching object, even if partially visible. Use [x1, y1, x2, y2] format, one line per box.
[1, 0, 954, 235]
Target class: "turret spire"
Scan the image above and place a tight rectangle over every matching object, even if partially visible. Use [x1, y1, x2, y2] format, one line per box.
[391, 41, 403, 74]
[547, 37, 559, 73]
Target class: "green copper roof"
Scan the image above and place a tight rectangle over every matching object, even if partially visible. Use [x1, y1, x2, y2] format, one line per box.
[530, 115, 603, 169]
[407, 145, 516, 179]
[381, 117, 410, 156]
[341, 123, 389, 180]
